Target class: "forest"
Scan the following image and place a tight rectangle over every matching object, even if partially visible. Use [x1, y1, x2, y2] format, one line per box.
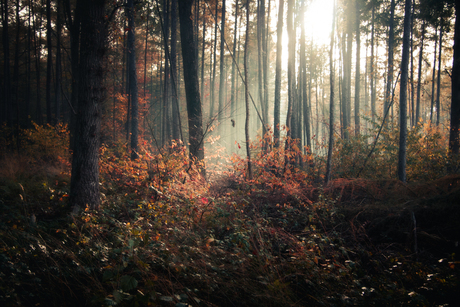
[1, 0, 460, 305]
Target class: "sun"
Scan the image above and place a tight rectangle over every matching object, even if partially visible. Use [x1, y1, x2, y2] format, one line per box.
[303, 0, 334, 46]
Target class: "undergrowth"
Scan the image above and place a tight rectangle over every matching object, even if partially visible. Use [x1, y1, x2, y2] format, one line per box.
[0, 123, 459, 306]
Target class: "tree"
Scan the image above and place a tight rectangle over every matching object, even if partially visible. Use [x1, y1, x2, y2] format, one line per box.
[127, 0, 139, 160]
[178, 0, 205, 169]
[450, 0, 460, 155]
[398, 0, 411, 182]
[384, 0, 395, 121]
[70, 0, 107, 211]
[325, 0, 336, 184]
[273, 0, 284, 147]
[354, 0, 361, 135]
[244, 0, 252, 180]
[218, 0, 226, 133]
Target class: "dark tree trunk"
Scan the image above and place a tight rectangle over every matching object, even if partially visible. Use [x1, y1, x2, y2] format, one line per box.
[46, 0, 53, 124]
[370, 2, 376, 121]
[70, 0, 107, 211]
[218, 0, 226, 131]
[430, 26, 438, 123]
[398, 0, 411, 182]
[127, 0, 139, 160]
[286, 0, 295, 140]
[32, 2, 43, 125]
[354, 0, 361, 136]
[178, 0, 205, 169]
[416, 23, 425, 125]
[171, 0, 180, 140]
[63, 0, 82, 152]
[230, 0, 239, 151]
[2, 0, 12, 127]
[55, 0, 62, 125]
[209, 2, 218, 121]
[436, 21, 443, 126]
[449, 0, 460, 155]
[384, 0, 395, 119]
[273, 0, 284, 147]
[325, 0, 336, 184]
[244, 0, 252, 180]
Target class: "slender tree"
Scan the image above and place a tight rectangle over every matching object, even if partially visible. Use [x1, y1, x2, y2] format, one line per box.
[436, 20, 443, 126]
[384, 0, 395, 120]
[273, 0, 284, 147]
[244, 0, 252, 179]
[218, 0, 226, 132]
[127, 0, 139, 160]
[354, 0, 361, 135]
[398, 0, 411, 182]
[415, 22, 426, 125]
[46, 0, 53, 124]
[325, 0, 336, 184]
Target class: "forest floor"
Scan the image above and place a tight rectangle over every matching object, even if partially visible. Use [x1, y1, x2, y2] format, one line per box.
[0, 151, 459, 306]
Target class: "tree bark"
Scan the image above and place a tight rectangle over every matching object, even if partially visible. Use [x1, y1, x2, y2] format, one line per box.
[325, 0, 336, 184]
[436, 21, 443, 126]
[218, 0, 226, 133]
[273, 0, 284, 147]
[46, 0, 53, 124]
[70, 0, 107, 211]
[416, 22, 425, 125]
[354, 0, 361, 136]
[449, 0, 460, 155]
[384, 0, 395, 121]
[127, 0, 139, 160]
[244, 0, 252, 180]
[398, 0, 411, 182]
[178, 0, 205, 169]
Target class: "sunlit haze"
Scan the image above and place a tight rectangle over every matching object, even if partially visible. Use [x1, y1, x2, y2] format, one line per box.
[304, 0, 334, 46]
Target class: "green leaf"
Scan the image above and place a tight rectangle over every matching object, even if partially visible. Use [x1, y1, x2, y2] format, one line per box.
[120, 275, 138, 292]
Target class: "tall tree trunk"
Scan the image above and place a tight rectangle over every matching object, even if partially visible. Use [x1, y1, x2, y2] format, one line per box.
[436, 21, 443, 126]
[384, 0, 395, 120]
[398, 0, 411, 182]
[218, 0, 226, 132]
[344, 0, 353, 137]
[354, 0, 361, 136]
[410, 0, 415, 127]
[162, 0, 170, 145]
[273, 0, 284, 147]
[127, 0, 139, 160]
[449, 0, 460, 156]
[171, 0, 180, 140]
[299, 0, 310, 148]
[286, 0, 295, 140]
[13, 0, 20, 135]
[209, 2, 218, 121]
[244, 0, 252, 180]
[230, 0, 239, 151]
[64, 0, 82, 152]
[370, 2, 376, 121]
[325, 0, 336, 184]
[178, 0, 205, 172]
[257, 0, 264, 130]
[70, 0, 107, 211]
[32, 2, 43, 125]
[416, 23, 425, 125]
[200, 2, 206, 103]
[2, 0, 12, 127]
[55, 0, 62, 125]
[430, 26, 438, 123]
[46, 0, 53, 124]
